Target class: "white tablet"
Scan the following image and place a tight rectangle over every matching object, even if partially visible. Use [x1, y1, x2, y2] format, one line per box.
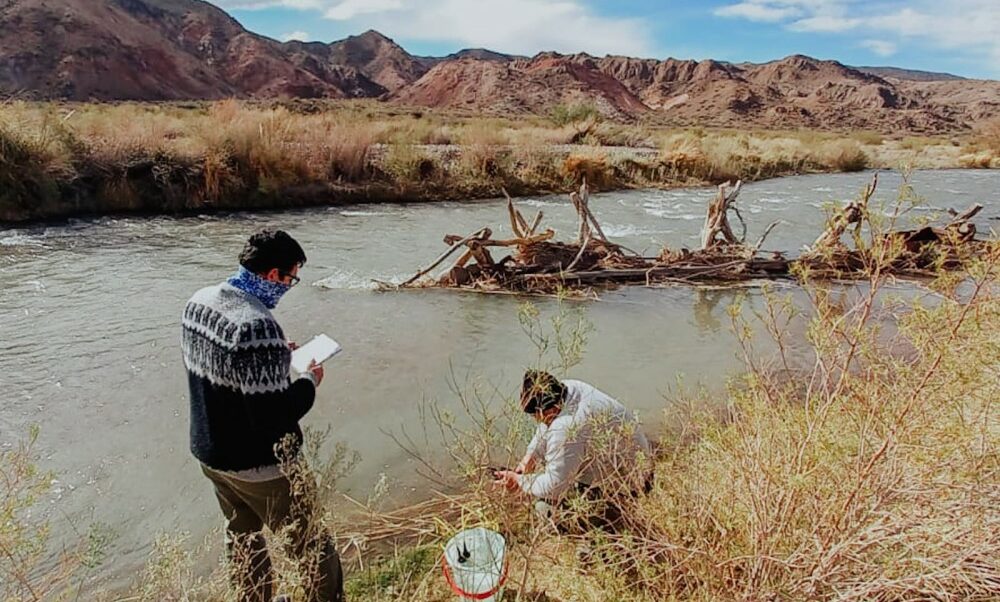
[291, 334, 343, 374]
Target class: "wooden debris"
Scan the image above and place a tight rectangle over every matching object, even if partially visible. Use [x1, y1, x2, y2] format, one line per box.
[701, 180, 744, 249]
[810, 172, 878, 250]
[384, 174, 988, 296]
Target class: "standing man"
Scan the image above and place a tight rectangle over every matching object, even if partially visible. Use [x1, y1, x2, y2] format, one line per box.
[181, 229, 343, 602]
[495, 370, 652, 531]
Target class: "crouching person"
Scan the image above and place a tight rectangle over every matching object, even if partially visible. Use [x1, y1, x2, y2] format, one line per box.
[182, 229, 343, 602]
[494, 370, 652, 532]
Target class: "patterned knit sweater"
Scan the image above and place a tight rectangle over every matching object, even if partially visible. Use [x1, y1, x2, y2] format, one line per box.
[181, 282, 315, 472]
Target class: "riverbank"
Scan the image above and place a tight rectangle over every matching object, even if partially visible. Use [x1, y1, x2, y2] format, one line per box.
[7, 240, 999, 600]
[3, 100, 996, 224]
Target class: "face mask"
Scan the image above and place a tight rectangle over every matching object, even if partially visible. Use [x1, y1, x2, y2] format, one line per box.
[227, 266, 292, 309]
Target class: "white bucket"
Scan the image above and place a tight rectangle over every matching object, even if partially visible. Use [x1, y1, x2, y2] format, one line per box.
[442, 527, 508, 602]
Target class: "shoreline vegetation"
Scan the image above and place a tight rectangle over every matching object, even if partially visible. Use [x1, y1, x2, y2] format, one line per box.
[2, 99, 998, 224]
[5, 196, 1000, 599]
[3, 105, 1000, 601]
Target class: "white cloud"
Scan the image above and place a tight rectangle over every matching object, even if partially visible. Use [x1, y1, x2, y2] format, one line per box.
[789, 15, 861, 32]
[280, 30, 311, 41]
[859, 39, 897, 57]
[215, 0, 326, 8]
[714, 2, 802, 22]
[324, 0, 404, 20]
[713, 1, 1000, 75]
[213, 0, 657, 57]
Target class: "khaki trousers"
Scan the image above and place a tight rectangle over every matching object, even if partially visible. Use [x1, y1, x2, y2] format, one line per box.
[201, 464, 344, 602]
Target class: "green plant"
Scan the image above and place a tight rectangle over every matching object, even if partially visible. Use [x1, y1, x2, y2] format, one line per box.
[344, 545, 439, 600]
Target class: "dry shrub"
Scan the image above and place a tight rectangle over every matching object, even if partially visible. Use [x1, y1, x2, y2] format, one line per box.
[374, 116, 453, 145]
[960, 119, 1000, 167]
[196, 102, 375, 188]
[455, 121, 509, 147]
[455, 122, 511, 182]
[459, 145, 508, 182]
[814, 139, 870, 172]
[588, 122, 655, 147]
[898, 135, 943, 151]
[513, 145, 562, 189]
[851, 130, 885, 145]
[562, 153, 613, 188]
[599, 252, 1000, 600]
[381, 144, 440, 184]
[516, 191, 999, 601]
[0, 100, 982, 222]
[368, 186, 1000, 602]
[0, 105, 75, 218]
[959, 151, 998, 169]
[295, 119, 376, 182]
[974, 118, 1000, 153]
[507, 125, 576, 146]
[660, 132, 810, 182]
[67, 103, 193, 160]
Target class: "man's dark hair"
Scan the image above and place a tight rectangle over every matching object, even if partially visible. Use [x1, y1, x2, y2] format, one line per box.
[521, 370, 566, 414]
[238, 229, 307, 275]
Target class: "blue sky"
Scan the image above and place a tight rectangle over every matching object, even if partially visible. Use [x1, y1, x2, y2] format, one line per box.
[215, 0, 1000, 79]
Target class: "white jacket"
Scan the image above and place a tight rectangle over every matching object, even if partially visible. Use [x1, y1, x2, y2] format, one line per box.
[516, 380, 651, 500]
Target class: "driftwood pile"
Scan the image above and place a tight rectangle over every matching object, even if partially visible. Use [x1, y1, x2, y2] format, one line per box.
[379, 174, 988, 296]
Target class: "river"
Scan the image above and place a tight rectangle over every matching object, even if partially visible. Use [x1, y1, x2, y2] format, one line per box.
[1, 169, 998, 592]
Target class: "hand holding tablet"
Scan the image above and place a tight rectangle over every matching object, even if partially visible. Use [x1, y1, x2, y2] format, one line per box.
[291, 334, 343, 374]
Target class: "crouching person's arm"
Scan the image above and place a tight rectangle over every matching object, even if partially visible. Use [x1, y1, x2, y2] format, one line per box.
[515, 428, 545, 474]
[498, 428, 585, 502]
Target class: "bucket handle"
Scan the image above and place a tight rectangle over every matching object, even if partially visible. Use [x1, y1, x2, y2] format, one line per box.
[442, 554, 508, 601]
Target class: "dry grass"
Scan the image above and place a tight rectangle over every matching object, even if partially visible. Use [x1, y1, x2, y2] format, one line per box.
[0, 100, 984, 222]
[5, 181, 998, 601]
[959, 119, 1000, 168]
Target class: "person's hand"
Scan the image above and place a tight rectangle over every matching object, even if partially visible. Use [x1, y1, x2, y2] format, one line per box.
[493, 470, 520, 492]
[307, 359, 324, 387]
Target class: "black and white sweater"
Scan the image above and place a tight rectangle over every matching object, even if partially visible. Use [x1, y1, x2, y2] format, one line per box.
[181, 282, 315, 472]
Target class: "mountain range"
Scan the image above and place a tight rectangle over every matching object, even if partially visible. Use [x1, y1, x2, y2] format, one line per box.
[2, 0, 998, 134]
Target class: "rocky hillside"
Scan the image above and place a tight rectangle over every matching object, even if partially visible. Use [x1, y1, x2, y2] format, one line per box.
[0, 0, 385, 99]
[1, 0, 997, 134]
[390, 54, 649, 120]
[286, 29, 430, 93]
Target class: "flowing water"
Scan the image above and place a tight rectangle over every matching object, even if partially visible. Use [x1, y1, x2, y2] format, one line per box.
[1, 169, 998, 590]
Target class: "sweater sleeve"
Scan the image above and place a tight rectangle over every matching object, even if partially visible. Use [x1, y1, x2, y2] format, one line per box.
[524, 425, 546, 463]
[244, 376, 316, 426]
[517, 421, 586, 500]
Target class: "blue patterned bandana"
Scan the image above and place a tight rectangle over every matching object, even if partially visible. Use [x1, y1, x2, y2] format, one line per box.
[227, 266, 291, 309]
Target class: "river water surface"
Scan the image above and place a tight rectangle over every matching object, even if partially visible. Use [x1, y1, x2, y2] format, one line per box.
[1, 169, 998, 590]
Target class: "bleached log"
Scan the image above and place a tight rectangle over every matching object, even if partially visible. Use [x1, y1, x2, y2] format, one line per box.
[700, 180, 743, 250]
[945, 203, 983, 241]
[810, 172, 878, 250]
[399, 227, 490, 287]
[947, 203, 983, 224]
[578, 181, 609, 242]
[526, 211, 544, 236]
